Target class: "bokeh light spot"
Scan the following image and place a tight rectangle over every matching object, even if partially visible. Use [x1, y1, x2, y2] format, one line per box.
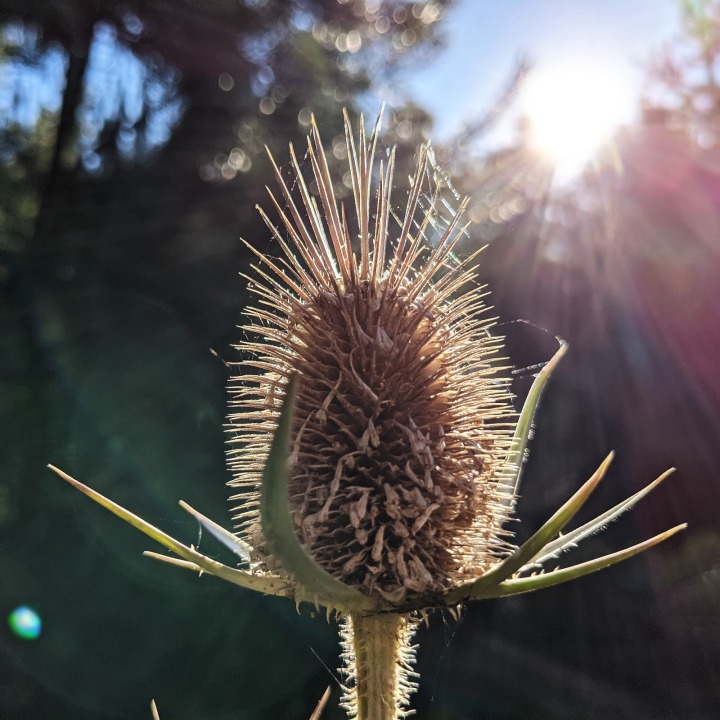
[375, 16, 390, 34]
[218, 72, 234, 91]
[259, 96, 276, 115]
[298, 107, 312, 127]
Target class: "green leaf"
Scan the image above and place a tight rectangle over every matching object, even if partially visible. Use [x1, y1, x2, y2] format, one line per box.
[48, 465, 290, 597]
[259, 374, 375, 612]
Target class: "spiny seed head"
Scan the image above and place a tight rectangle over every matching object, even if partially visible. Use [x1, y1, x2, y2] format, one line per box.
[227, 112, 517, 607]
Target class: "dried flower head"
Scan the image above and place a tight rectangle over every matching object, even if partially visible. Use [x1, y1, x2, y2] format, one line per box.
[50, 111, 685, 720]
[226, 112, 515, 607]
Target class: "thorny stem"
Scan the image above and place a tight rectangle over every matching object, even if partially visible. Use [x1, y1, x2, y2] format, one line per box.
[348, 613, 413, 720]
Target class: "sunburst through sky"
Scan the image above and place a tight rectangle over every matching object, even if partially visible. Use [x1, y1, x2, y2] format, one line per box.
[402, 0, 679, 176]
[519, 61, 635, 176]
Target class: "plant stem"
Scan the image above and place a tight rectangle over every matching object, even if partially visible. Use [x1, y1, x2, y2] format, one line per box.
[349, 612, 410, 720]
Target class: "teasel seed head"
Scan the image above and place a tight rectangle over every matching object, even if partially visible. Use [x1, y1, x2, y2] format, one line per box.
[226, 112, 517, 608]
[48, 108, 686, 720]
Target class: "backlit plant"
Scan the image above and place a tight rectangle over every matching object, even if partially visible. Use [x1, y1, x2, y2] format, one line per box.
[50, 112, 684, 720]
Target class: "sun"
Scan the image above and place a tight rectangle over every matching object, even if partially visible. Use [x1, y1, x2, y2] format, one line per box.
[520, 60, 635, 176]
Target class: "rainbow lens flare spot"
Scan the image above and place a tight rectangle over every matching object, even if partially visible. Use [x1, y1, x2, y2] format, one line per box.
[8, 606, 42, 640]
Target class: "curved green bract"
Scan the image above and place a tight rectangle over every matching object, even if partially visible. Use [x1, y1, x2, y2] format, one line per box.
[447, 455, 687, 604]
[447, 452, 614, 603]
[485, 523, 687, 598]
[497, 342, 569, 514]
[524, 466, 676, 570]
[259, 374, 375, 612]
[48, 465, 290, 597]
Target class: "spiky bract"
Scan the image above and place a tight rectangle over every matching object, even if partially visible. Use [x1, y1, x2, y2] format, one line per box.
[227, 113, 516, 607]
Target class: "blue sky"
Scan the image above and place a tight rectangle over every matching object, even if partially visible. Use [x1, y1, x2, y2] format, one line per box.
[399, 0, 681, 140]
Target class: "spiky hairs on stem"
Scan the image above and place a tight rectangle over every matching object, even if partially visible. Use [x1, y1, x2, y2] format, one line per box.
[226, 112, 516, 607]
[339, 613, 419, 719]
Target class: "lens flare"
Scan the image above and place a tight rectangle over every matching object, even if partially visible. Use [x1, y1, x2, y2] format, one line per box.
[8, 605, 42, 640]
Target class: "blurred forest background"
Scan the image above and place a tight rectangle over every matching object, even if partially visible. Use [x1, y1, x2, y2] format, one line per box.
[0, 0, 718, 718]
